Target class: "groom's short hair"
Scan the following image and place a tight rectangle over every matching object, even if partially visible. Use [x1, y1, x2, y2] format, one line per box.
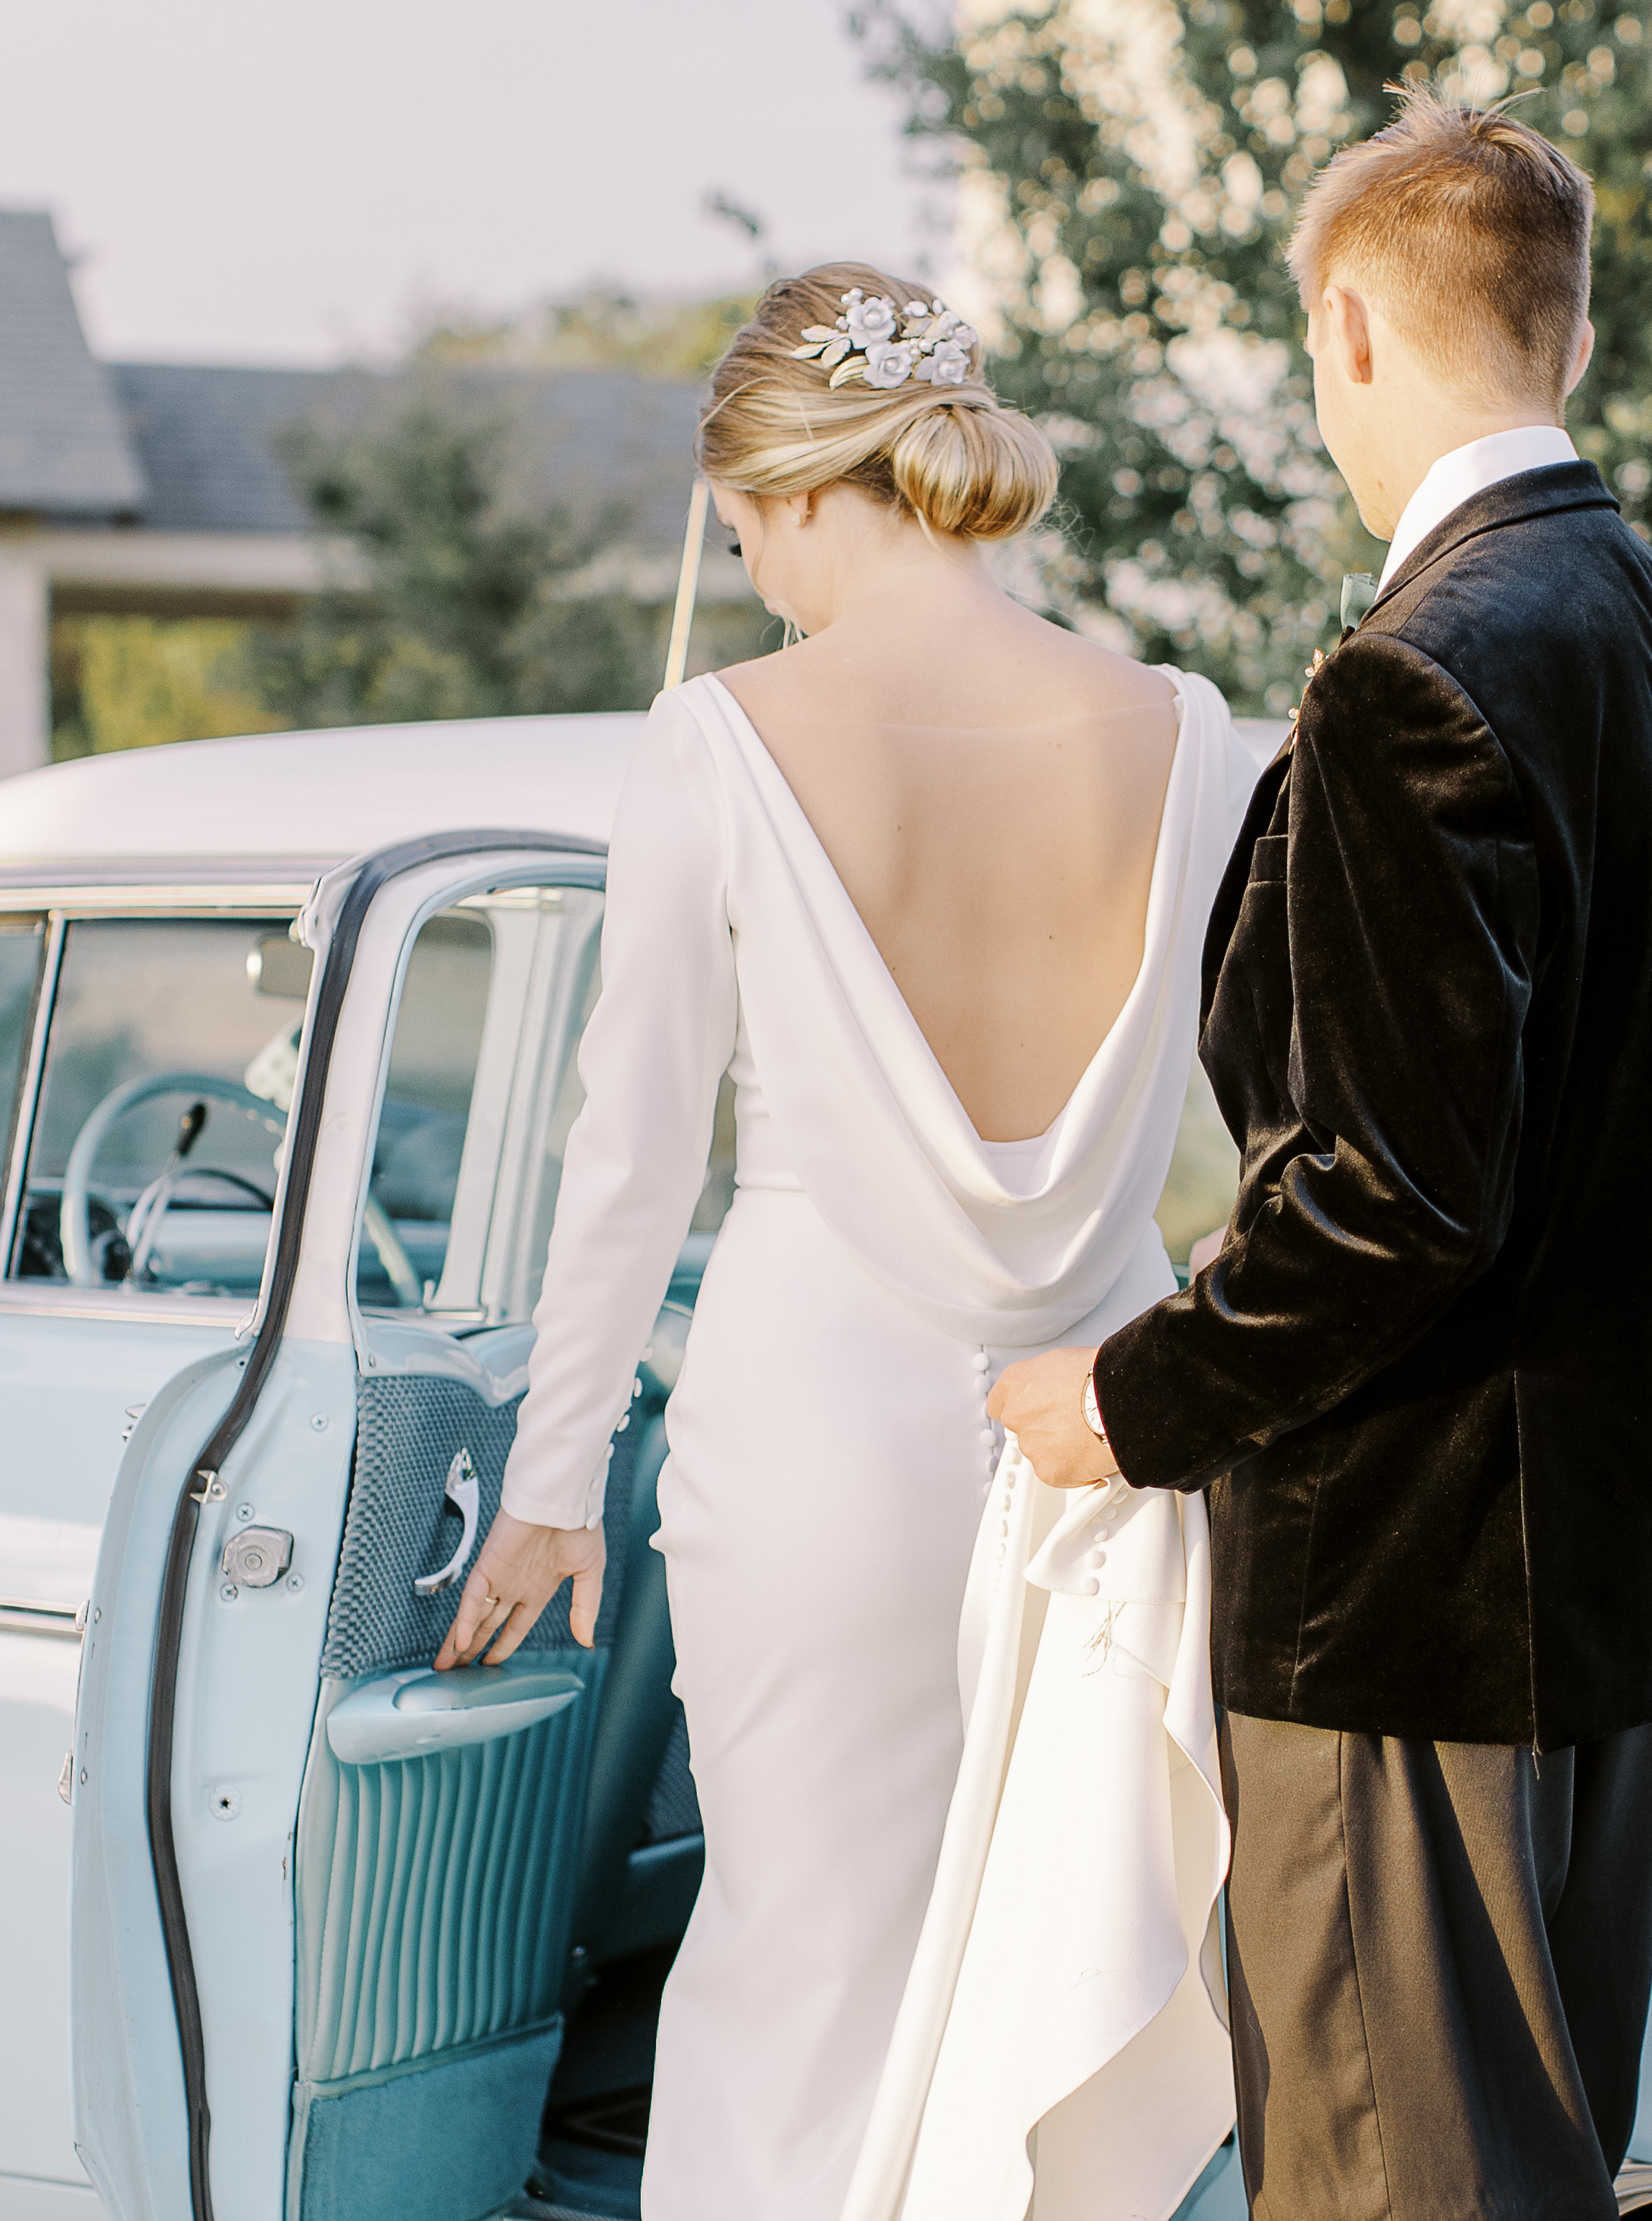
[1288, 86, 1593, 409]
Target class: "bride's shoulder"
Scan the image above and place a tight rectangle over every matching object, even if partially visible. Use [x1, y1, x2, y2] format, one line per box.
[711, 614, 1181, 733]
[1025, 622, 1176, 720]
[710, 644, 825, 729]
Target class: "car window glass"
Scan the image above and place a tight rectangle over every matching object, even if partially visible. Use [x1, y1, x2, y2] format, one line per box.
[11, 917, 304, 1295]
[361, 881, 739, 1326]
[0, 917, 45, 1182]
[355, 912, 492, 1310]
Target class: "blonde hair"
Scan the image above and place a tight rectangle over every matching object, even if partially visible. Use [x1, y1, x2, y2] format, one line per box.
[697, 262, 1057, 539]
[1288, 86, 1593, 409]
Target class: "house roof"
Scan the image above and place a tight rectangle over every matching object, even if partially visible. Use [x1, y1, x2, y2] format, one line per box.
[2, 205, 708, 553]
[109, 361, 704, 545]
[0, 211, 146, 517]
[108, 364, 323, 535]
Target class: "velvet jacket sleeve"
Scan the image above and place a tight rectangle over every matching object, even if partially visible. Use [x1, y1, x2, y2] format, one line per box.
[500, 690, 737, 1529]
[1092, 630, 1541, 1492]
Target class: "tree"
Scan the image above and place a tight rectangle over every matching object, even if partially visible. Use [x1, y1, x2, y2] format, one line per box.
[860, 0, 1652, 712]
[252, 393, 671, 729]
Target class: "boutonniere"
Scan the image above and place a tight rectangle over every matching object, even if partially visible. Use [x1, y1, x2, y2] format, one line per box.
[1282, 572, 1379, 750]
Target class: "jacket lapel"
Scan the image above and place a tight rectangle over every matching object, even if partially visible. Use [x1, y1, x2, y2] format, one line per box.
[1363, 459, 1617, 626]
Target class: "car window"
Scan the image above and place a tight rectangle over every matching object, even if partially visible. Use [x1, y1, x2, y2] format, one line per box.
[361, 882, 736, 1325]
[0, 917, 46, 1182]
[9, 916, 304, 1296]
[354, 911, 493, 1310]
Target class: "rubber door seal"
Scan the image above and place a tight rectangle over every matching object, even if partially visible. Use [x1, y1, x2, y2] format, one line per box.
[144, 827, 602, 2221]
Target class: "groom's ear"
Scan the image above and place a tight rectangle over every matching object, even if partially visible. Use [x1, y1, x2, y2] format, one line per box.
[1324, 284, 1375, 389]
[1566, 318, 1596, 397]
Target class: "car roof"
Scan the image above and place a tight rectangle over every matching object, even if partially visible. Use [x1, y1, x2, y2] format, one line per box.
[0, 713, 648, 884]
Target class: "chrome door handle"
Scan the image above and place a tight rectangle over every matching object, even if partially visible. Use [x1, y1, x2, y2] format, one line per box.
[414, 1448, 479, 1596]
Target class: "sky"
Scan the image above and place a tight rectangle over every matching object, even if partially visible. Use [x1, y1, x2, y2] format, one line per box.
[0, 0, 948, 366]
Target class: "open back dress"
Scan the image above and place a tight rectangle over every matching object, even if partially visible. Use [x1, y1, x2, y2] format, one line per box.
[499, 669, 1273, 2220]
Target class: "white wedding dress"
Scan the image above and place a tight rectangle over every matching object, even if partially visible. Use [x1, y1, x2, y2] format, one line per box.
[500, 670, 1273, 2221]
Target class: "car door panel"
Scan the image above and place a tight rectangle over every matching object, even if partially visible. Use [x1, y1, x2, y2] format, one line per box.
[286, 1368, 647, 2221]
[70, 836, 690, 2221]
[0, 1629, 91, 2199]
[73, 1335, 359, 2221]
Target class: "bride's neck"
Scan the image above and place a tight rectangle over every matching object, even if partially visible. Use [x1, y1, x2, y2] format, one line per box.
[807, 530, 1004, 638]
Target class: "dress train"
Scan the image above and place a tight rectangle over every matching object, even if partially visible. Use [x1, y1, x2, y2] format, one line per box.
[842, 1441, 1232, 2221]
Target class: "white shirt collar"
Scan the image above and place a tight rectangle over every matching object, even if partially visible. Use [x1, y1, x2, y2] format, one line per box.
[1377, 424, 1579, 590]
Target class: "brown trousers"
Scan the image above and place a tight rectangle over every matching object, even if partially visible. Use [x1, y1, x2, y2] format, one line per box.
[1220, 1712, 1652, 2221]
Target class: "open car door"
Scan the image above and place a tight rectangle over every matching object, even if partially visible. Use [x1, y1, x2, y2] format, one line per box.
[68, 829, 693, 2221]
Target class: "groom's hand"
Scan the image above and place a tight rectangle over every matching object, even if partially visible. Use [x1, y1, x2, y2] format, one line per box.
[988, 1347, 1122, 1490]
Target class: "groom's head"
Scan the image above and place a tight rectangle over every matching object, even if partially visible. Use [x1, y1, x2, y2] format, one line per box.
[1289, 89, 1594, 539]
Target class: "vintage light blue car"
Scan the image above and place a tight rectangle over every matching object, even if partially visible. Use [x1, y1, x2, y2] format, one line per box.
[0, 718, 1645, 2221]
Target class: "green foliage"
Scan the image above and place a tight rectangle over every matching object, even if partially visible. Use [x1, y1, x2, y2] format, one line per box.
[860, 0, 1652, 712]
[51, 616, 283, 760]
[252, 398, 670, 727]
[411, 287, 757, 380]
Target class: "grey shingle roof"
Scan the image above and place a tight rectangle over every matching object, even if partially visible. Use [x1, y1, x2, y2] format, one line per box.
[110, 361, 702, 547]
[0, 211, 146, 517]
[3, 205, 704, 545]
[109, 363, 326, 534]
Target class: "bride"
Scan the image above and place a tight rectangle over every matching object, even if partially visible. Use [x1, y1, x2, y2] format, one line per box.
[435, 264, 1271, 2220]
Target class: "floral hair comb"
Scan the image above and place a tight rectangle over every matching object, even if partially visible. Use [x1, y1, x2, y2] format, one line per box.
[792, 289, 982, 392]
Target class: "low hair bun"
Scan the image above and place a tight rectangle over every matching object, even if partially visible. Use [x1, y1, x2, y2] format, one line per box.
[698, 261, 1058, 542]
[886, 391, 1057, 542]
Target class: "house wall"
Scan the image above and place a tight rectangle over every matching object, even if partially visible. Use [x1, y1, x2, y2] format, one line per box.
[0, 531, 48, 778]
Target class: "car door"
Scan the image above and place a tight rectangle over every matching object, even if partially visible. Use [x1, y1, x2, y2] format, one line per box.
[69, 829, 675, 2221]
[0, 886, 334, 2221]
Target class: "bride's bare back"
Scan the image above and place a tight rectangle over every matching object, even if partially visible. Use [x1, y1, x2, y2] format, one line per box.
[718, 583, 1176, 1144]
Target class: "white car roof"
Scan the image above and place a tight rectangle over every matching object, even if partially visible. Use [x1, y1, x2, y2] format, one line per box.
[0, 714, 648, 882]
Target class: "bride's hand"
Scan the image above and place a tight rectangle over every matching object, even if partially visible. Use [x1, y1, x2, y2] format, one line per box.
[988, 1345, 1120, 1490]
[434, 1509, 606, 1669]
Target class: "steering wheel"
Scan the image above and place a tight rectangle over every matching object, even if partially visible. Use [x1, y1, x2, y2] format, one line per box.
[61, 1073, 283, 1288]
[58, 1071, 420, 1302]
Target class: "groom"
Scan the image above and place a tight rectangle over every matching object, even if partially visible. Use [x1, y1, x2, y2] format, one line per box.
[992, 88, 1652, 2219]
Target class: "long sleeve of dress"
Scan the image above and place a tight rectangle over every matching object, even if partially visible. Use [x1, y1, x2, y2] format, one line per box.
[500, 690, 737, 1529]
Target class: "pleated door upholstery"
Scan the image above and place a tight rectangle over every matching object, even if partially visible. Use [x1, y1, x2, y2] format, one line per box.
[287, 1375, 644, 2221]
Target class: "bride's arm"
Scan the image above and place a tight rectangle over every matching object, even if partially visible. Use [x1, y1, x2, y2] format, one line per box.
[438, 690, 736, 1666]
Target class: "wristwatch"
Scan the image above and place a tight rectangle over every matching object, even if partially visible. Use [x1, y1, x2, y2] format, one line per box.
[1081, 1373, 1109, 1448]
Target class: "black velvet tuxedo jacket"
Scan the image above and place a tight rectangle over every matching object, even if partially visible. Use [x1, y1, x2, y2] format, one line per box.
[1093, 461, 1652, 1750]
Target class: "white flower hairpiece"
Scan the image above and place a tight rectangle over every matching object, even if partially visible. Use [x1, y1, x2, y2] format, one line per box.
[792, 289, 982, 391]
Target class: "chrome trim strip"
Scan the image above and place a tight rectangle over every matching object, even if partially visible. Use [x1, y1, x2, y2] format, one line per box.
[0, 1292, 250, 1326]
[0, 1603, 82, 1640]
[0, 887, 314, 914]
[0, 855, 336, 891]
[0, 916, 63, 1276]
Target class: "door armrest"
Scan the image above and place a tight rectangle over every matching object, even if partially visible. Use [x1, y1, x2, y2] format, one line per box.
[326, 1660, 583, 1766]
